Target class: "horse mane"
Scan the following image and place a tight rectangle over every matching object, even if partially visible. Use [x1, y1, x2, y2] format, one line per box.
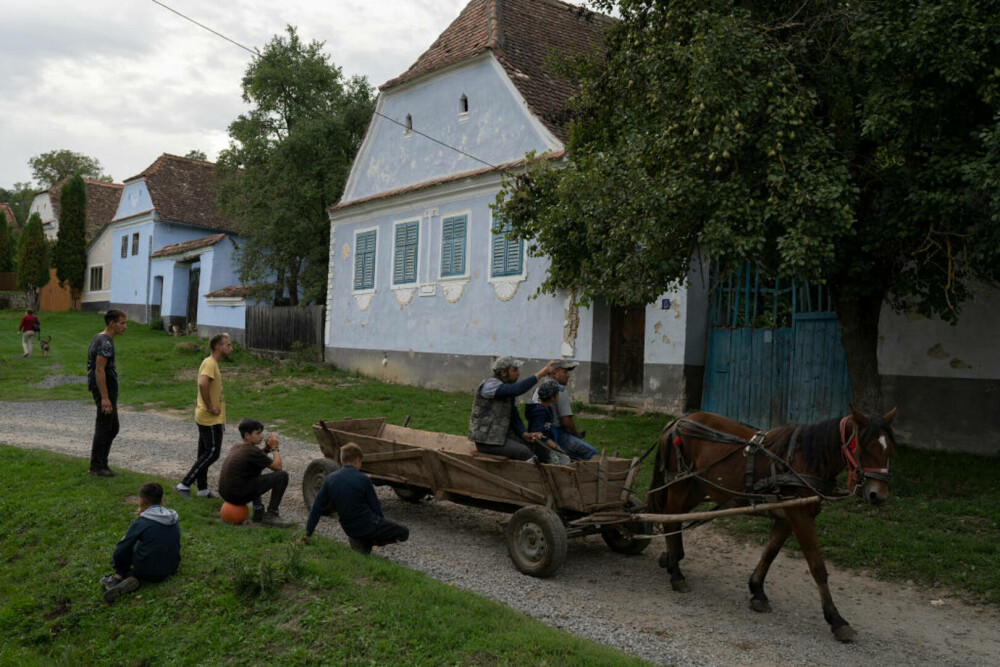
[766, 417, 843, 479]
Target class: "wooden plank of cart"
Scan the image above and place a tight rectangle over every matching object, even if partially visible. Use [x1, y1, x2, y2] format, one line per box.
[305, 417, 651, 578]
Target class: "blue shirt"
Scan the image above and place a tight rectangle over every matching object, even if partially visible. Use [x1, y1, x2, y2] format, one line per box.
[305, 464, 383, 538]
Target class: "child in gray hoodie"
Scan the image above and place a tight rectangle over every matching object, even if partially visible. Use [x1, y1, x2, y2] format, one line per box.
[101, 482, 181, 603]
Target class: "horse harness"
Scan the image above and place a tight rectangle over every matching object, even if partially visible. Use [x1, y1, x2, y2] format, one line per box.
[839, 416, 892, 494]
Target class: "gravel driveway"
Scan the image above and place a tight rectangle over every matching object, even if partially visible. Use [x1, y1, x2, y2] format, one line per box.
[2, 400, 997, 666]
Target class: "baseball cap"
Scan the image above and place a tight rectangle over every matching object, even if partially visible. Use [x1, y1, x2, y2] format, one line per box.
[553, 360, 579, 371]
[492, 356, 524, 373]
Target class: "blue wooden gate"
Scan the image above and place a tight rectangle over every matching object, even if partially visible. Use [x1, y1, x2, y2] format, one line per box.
[702, 265, 852, 428]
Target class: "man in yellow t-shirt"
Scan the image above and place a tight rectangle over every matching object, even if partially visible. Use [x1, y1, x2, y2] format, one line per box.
[176, 333, 232, 498]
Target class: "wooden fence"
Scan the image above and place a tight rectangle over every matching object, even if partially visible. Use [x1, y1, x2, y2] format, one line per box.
[0, 272, 16, 291]
[245, 305, 325, 356]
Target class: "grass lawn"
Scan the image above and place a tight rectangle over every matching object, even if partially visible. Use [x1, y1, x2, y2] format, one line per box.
[0, 446, 645, 665]
[2, 310, 999, 606]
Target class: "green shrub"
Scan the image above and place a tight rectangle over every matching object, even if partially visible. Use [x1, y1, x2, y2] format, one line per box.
[230, 544, 303, 600]
[149, 316, 164, 332]
[175, 341, 201, 354]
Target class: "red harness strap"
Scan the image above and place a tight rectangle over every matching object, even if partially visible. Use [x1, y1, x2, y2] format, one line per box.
[839, 416, 890, 492]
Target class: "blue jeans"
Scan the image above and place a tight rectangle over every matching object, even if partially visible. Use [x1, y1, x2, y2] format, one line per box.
[554, 430, 597, 460]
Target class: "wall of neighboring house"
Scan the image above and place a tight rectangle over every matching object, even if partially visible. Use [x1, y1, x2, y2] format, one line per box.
[27, 192, 57, 240]
[342, 54, 560, 204]
[82, 225, 113, 311]
[878, 285, 1000, 455]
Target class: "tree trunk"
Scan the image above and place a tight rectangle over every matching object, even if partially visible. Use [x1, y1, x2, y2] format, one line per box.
[833, 290, 886, 412]
[287, 263, 299, 307]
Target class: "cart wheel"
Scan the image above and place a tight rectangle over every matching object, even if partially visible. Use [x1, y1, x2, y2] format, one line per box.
[302, 458, 340, 515]
[601, 521, 653, 555]
[392, 486, 429, 503]
[505, 506, 567, 578]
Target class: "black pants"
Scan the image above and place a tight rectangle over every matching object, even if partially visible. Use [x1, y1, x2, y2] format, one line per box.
[474, 433, 534, 460]
[181, 423, 225, 490]
[90, 392, 119, 472]
[224, 470, 289, 513]
[349, 517, 410, 554]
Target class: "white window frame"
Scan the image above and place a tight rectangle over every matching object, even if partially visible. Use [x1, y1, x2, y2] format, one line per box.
[88, 265, 104, 292]
[352, 226, 378, 294]
[391, 218, 421, 287]
[487, 211, 526, 282]
[438, 210, 471, 281]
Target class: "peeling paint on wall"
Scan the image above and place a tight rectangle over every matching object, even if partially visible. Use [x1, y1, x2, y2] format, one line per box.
[950, 358, 972, 370]
[562, 288, 580, 358]
[927, 343, 949, 359]
[653, 321, 662, 333]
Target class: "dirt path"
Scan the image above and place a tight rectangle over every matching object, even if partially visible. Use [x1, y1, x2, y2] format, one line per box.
[3, 400, 997, 666]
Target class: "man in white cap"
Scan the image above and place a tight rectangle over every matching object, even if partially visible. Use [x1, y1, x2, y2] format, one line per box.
[531, 360, 598, 459]
[468, 356, 558, 460]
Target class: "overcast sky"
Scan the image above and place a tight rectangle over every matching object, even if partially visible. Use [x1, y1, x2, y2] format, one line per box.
[0, 0, 487, 188]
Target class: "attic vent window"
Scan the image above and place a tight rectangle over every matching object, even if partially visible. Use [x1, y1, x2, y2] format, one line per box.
[404, 114, 413, 137]
[460, 95, 468, 113]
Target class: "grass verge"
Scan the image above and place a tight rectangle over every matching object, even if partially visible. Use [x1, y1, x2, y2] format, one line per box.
[0, 446, 646, 665]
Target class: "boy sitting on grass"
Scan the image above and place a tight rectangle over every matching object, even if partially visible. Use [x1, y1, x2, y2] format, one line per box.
[101, 482, 181, 603]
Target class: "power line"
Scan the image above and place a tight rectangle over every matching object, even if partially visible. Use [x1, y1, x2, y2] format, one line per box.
[148, 0, 508, 173]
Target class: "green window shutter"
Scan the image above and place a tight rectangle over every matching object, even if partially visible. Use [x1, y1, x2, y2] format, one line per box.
[354, 230, 376, 290]
[491, 218, 521, 277]
[393, 222, 418, 285]
[441, 215, 467, 277]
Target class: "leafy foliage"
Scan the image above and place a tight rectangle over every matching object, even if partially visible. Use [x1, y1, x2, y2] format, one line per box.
[55, 175, 87, 304]
[28, 149, 111, 188]
[0, 182, 35, 227]
[0, 213, 10, 272]
[216, 26, 374, 305]
[496, 0, 1000, 408]
[15, 213, 50, 297]
[184, 149, 208, 161]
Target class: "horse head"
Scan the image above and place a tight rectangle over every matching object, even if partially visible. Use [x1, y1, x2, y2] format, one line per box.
[846, 406, 898, 506]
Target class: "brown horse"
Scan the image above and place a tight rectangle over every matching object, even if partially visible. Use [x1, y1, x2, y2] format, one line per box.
[648, 407, 898, 642]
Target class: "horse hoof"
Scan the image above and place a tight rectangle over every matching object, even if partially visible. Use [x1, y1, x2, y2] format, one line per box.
[750, 598, 771, 613]
[833, 624, 857, 643]
[670, 579, 690, 593]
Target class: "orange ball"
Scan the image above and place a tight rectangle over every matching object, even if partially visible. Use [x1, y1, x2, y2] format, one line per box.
[220, 502, 249, 525]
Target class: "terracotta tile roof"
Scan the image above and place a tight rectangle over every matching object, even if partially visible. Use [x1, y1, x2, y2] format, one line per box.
[330, 150, 565, 213]
[47, 177, 124, 243]
[151, 232, 228, 258]
[123, 154, 237, 232]
[0, 203, 15, 229]
[205, 285, 249, 298]
[381, 0, 612, 141]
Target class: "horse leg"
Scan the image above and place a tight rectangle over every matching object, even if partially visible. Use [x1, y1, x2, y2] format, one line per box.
[656, 482, 701, 592]
[787, 511, 857, 643]
[747, 519, 791, 613]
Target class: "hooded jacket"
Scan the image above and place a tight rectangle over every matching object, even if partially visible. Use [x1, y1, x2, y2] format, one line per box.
[111, 505, 181, 582]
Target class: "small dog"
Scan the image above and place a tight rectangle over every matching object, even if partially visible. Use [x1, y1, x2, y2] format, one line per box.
[39, 335, 52, 357]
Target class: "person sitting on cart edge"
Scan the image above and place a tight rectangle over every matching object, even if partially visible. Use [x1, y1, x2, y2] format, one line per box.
[300, 442, 409, 554]
[468, 356, 558, 461]
[523, 378, 574, 464]
[217, 418, 294, 528]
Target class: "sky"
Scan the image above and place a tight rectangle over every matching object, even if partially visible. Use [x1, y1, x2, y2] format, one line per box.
[0, 0, 483, 189]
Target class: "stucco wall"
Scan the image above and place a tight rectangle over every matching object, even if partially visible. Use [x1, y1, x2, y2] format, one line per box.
[83, 225, 113, 305]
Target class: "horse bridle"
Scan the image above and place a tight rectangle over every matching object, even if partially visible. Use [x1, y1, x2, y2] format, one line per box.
[839, 416, 892, 494]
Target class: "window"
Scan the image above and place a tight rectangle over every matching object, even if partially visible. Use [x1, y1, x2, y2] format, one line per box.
[405, 114, 413, 135]
[491, 218, 523, 277]
[89, 266, 103, 291]
[121, 235, 128, 258]
[131, 232, 140, 256]
[440, 214, 467, 278]
[353, 229, 377, 291]
[459, 94, 469, 113]
[392, 221, 419, 285]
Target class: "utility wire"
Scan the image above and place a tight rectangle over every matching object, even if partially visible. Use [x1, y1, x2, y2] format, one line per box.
[149, 0, 510, 173]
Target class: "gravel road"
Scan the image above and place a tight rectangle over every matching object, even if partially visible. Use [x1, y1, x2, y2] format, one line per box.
[2, 399, 997, 666]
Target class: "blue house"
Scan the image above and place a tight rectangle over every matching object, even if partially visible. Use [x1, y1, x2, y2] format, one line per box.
[107, 154, 248, 341]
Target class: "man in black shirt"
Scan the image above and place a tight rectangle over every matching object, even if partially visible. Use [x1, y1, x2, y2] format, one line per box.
[218, 418, 293, 528]
[87, 309, 127, 476]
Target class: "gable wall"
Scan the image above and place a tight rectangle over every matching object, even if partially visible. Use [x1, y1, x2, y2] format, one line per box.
[82, 224, 114, 310]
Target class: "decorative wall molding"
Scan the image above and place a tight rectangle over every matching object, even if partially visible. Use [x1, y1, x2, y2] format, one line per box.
[393, 287, 416, 305]
[442, 280, 467, 303]
[492, 278, 521, 302]
[354, 292, 374, 310]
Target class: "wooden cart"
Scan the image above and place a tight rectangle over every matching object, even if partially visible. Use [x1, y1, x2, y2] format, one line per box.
[304, 417, 651, 577]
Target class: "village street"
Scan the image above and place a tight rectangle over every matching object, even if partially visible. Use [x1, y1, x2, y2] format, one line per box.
[3, 399, 998, 666]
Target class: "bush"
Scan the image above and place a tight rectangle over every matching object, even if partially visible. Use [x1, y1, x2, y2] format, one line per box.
[230, 544, 303, 600]
[149, 316, 164, 332]
[175, 341, 201, 354]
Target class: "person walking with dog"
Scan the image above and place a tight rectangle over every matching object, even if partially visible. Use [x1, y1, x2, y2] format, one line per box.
[17, 308, 40, 357]
[176, 333, 232, 499]
[87, 309, 127, 476]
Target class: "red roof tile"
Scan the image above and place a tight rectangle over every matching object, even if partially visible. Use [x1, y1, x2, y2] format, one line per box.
[46, 177, 124, 244]
[151, 233, 229, 258]
[205, 285, 249, 298]
[124, 154, 237, 232]
[381, 0, 612, 141]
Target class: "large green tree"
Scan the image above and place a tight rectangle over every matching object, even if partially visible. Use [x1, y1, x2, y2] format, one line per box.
[16, 213, 51, 307]
[0, 214, 11, 272]
[54, 175, 87, 308]
[497, 0, 1000, 411]
[29, 150, 111, 189]
[216, 26, 374, 305]
[0, 183, 36, 227]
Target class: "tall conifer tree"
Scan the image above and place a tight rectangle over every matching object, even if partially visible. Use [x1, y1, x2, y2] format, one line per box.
[55, 175, 87, 308]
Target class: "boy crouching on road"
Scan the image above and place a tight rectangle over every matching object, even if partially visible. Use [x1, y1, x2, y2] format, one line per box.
[101, 482, 181, 603]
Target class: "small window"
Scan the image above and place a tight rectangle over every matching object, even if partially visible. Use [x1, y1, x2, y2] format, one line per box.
[459, 94, 469, 113]
[89, 266, 103, 291]
[131, 232, 140, 256]
[353, 229, 377, 291]
[491, 218, 523, 278]
[440, 214, 467, 278]
[392, 221, 419, 285]
[121, 235, 128, 258]
[405, 114, 412, 134]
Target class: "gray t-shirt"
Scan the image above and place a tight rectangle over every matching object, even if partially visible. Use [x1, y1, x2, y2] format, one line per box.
[87, 332, 117, 398]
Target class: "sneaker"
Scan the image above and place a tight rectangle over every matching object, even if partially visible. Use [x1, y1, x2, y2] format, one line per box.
[99, 574, 120, 591]
[260, 511, 294, 528]
[89, 468, 115, 478]
[251, 507, 265, 523]
[196, 489, 216, 499]
[175, 484, 191, 499]
[103, 576, 139, 603]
